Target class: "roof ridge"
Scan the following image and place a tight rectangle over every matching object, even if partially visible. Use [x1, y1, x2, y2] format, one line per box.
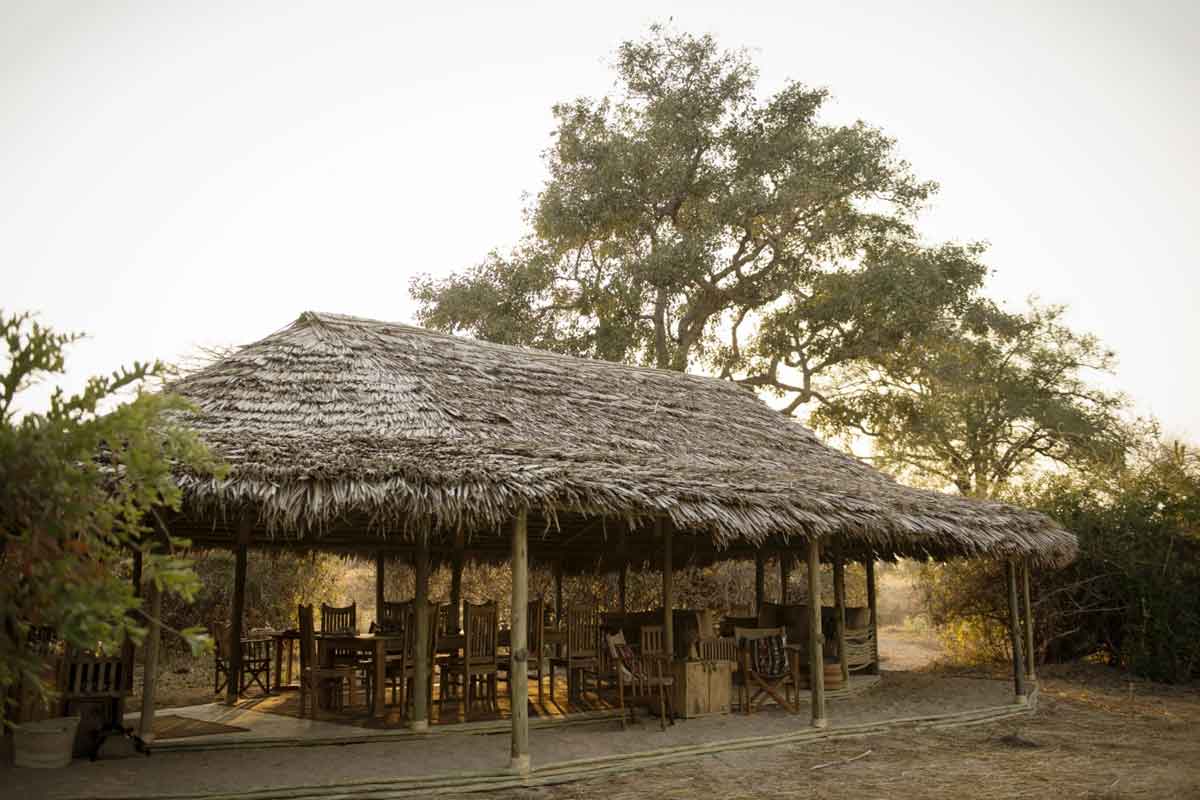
[293, 310, 746, 390]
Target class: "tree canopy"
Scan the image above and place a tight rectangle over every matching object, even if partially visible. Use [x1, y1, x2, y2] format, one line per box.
[812, 303, 1133, 497]
[412, 26, 989, 414]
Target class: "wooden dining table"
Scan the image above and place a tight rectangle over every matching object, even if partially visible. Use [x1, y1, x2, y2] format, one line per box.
[315, 632, 407, 719]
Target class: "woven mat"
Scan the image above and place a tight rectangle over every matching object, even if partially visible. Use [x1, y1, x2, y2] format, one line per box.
[153, 714, 248, 740]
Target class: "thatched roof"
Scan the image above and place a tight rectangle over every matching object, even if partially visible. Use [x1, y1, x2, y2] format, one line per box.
[167, 312, 1075, 565]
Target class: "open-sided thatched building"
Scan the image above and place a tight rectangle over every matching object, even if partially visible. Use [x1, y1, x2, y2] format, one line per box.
[148, 311, 1073, 768]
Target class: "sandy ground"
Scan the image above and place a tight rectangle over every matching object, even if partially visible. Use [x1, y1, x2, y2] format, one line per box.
[8, 671, 1016, 799]
[13, 631, 1197, 799]
[496, 666, 1200, 800]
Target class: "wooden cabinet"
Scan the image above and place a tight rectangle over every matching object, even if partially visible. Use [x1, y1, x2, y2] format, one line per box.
[671, 659, 733, 718]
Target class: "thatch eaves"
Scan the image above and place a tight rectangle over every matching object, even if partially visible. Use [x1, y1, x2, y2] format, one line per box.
[167, 312, 1076, 565]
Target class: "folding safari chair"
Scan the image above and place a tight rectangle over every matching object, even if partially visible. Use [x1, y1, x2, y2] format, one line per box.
[735, 626, 795, 714]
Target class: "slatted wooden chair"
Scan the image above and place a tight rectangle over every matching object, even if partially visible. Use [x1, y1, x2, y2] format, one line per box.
[377, 601, 441, 722]
[321, 602, 359, 668]
[375, 600, 410, 634]
[498, 598, 548, 705]
[605, 629, 674, 730]
[734, 625, 795, 714]
[298, 604, 359, 715]
[549, 603, 599, 702]
[58, 644, 138, 758]
[440, 600, 499, 712]
[212, 622, 272, 697]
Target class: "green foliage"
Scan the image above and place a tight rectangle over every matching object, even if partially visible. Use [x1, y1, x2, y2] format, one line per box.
[0, 310, 222, 724]
[813, 302, 1134, 496]
[159, 551, 347, 649]
[922, 440, 1200, 682]
[412, 25, 984, 414]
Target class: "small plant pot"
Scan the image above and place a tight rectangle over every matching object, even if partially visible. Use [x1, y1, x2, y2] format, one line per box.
[13, 716, 80, 768]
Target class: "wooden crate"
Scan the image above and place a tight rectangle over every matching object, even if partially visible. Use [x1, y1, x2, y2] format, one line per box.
[671, 659, 733, 718]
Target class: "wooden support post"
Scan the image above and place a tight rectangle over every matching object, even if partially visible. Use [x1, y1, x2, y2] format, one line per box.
[754, 551, 765, 615]
[226, 518, 251, 705]
[619, 562, 628, 613]
[137, 571, 162, 740]
[123, 548, 143, 699]
[554, 561, 564, 623]
[780, 552, 792, 604]
[412, 534, 431, 730]
[865, 559, 880, 675]
[451, 530, 465, 634]
[806, 536, 826, 728]
[1022, 558, 1036, 682]
[1006, 559, 1027, 702]
[660, 519, 674, 660]
[510, 510, 530, 774]
[833, 549, 849, 685]
[131, 549, 143, 598]
[375, 551, 386, 624]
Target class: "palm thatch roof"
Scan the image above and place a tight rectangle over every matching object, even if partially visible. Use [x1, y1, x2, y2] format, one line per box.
[167, 312, 1075, 565]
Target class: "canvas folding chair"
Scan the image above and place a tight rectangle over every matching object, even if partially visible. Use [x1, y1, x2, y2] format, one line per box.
[212, 622, 272, 697]
[735, 626, 795, 714]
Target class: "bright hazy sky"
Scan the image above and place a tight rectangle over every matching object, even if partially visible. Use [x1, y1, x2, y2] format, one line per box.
[3, 1, 1197, 438]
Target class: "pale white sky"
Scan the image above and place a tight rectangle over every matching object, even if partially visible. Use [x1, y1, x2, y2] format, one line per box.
[3, 1, 1197, 438]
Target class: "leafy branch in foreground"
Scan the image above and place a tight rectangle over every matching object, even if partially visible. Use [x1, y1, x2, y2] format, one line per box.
[0, 310, 223, 725]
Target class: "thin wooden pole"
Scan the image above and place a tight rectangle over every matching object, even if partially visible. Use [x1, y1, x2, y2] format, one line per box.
[226, 518, 250, 705]
[509, 510, 530, 774]
[137, 573, 162, 740]
[660, 519, 674, 660]
[780, 552, 792, 604]
[833, 549, 849, 685]
[122, 548, 143, 705]
[450, 533, 465, 634]
[375, 551, 386, 624]
[619, 562, 628, 614]
[554, 562, 564, 623]
[131, 549, 143, 598]
[412, 534, 431, 730]
[754, 552, 765, 615]
[1022, 558, 1036, 682]
[865, 560, 879, 676]
[806, 537, 826, 728]
[1006, 559, 1027, 702]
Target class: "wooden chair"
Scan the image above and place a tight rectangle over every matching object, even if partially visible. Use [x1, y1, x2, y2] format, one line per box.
[440, 600, 499, 712]
[735, 626, 795, 714]
[321, 602, 357, 632]
[298, 604, 358, 715]
[212, 623, 272, 697]
[498, 598, 548, 705]
[378, 601, 441, 722]
[58, 644, 138, 758]
[605, 630, 674, 730]
[321, 602, 359, 668]
[549, 603, 599, 702]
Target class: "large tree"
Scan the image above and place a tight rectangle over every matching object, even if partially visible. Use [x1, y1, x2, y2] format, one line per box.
[811, 302, 1133, 497]
[0, 311, 220, 723]
[412, 26, 988, 407]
